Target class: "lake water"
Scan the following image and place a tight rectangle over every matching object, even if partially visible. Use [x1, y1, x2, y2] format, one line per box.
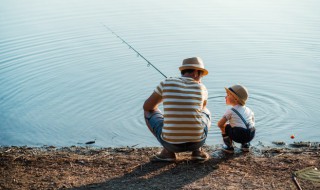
[1, 0, 319, 147]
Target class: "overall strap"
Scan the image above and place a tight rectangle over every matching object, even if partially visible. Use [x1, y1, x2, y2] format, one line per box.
[231, 108, 250, 129]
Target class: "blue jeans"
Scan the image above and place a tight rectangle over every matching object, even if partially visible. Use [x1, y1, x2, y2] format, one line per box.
[144, 109, 211, 153]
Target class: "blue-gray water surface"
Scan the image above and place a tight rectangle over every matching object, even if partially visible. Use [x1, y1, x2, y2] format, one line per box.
[1, 0, 319, 147]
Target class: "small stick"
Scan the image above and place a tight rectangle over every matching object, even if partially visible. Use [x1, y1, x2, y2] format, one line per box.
[85, 139, 96, 144]
[292, 174, 302, 190]
[241, 173, 247, 183]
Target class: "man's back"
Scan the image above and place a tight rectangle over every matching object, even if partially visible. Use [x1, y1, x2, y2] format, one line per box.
[155, 77, 208, 144]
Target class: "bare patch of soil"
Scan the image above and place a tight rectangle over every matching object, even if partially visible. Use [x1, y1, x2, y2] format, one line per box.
[1, 144, 319, 190]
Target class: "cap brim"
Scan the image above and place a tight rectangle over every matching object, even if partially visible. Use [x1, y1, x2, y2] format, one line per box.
[225, 87, 245, 105]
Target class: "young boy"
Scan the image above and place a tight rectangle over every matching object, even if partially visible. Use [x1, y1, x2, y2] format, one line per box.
[217, 84, 255, 153]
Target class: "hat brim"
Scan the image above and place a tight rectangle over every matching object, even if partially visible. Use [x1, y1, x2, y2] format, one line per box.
[225, 87, 245, 105]
[179, 66, 208, 76]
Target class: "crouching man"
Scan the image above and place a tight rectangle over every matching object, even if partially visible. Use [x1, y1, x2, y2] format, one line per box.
[143, 57, 211, 162]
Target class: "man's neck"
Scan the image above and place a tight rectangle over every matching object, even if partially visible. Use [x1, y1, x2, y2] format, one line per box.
[182, 73, 200, 82]
[182, 73, 193, 78]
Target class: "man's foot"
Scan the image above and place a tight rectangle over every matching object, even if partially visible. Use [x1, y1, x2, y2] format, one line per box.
[222, 145, 234, 154]
[191, 148, 209, 161]
[241, 143, 250, 152]
[151, 148, 176, 162]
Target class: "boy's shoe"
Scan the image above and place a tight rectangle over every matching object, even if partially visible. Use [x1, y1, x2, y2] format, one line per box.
[151, 148, 177, 162]
[222, 145, 234, 154]
[222, 135, 233, 147]
[191, 148, 209, 161]
[241, 143, 250, 152]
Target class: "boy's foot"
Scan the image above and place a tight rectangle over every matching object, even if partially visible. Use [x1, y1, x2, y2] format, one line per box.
[222, 145, 234, 154]
[241, 143, 250, 152]
[191, 148, 209, 161]
[222, 135, 233, 147]
[151, 148, 176, 162]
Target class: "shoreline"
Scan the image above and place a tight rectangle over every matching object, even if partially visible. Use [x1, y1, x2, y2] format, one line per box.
[1, 143, 319, 189]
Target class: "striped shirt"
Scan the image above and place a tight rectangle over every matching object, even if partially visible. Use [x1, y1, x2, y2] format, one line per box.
[154, 77, 208, 144]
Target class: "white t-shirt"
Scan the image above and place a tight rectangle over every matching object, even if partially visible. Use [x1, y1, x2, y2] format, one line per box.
[223, 105, 255, 129]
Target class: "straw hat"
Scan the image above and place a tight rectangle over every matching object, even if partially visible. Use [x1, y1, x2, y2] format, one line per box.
[179, 57, 208, 76]
[225, 84, 248, 105]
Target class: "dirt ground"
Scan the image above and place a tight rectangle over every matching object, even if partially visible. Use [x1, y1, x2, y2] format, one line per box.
[1, 143, 319, 190]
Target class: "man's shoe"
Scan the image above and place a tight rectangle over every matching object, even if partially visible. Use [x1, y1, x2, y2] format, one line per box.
[222, 145, 234, 154]
[151, 148, 176, 162]
[241, 143, 250, 152]
[191, 149, 209, 161]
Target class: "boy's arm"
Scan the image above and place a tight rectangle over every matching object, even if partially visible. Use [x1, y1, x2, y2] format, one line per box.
[217, 117, 227, 129]
[217, 117, 228, 134]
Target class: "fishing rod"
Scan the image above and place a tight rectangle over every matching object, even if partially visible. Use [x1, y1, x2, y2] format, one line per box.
[101, 24, 167, 78]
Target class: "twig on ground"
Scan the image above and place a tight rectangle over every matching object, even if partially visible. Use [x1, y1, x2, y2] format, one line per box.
[241, 173, 247, 183]
[292, 174, 302, 190]
[274, 153, 284, 157]
[271, 181, 275, 188]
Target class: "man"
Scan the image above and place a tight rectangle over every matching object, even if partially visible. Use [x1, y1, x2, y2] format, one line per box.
[143, 57, 211, 162]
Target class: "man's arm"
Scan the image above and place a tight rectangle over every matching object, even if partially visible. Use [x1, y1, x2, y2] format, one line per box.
[143, 92, 163, 112]
[203, 100, 207, 109]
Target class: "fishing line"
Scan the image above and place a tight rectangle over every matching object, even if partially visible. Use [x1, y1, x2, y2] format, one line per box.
[101, 24, 167, 78]
[75, 24, 167, 144]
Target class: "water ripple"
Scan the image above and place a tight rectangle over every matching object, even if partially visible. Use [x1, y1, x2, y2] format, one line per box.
[1, 0, 320, 147]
